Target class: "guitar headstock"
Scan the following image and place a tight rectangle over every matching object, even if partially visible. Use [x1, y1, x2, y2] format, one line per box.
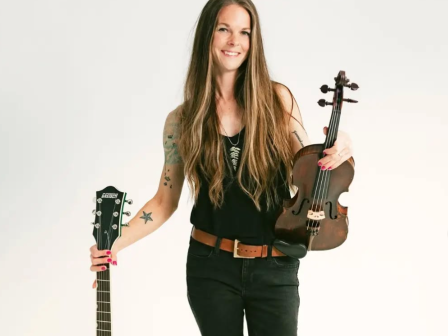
[91, 186, 133, 251]
[318, 70, 359, 110]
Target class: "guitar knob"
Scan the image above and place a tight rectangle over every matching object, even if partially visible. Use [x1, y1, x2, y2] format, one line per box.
[122, 222, 130, 227]
[317, 99, 332, 107]
[320, 85, 335, 93]
[123, 211, 131, 216]
[125, 199, 133, 205]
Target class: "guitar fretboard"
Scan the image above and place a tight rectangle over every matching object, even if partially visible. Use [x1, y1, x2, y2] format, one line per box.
[97, 268, 111, 335]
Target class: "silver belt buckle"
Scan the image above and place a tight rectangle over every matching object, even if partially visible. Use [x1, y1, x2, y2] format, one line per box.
[233, 239, 255, 259]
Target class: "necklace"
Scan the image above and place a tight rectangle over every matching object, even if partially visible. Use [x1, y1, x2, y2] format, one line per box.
[220, 121, 244, 172]
[217, 100, 244, 171]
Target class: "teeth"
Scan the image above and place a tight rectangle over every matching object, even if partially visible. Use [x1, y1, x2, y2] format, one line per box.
[224, 51, 238, 56]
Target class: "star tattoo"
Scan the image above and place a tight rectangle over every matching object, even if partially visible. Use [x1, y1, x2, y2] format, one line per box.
[139, 211, 153, 224]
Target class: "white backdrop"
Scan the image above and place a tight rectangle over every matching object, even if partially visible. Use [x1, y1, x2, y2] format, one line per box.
[0, 0, 447, 335]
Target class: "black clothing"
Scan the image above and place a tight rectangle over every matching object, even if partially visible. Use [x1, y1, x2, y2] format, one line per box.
[189, 126, 291, 245]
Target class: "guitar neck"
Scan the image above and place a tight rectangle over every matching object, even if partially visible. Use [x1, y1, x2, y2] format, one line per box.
[96, 267, 112, 335]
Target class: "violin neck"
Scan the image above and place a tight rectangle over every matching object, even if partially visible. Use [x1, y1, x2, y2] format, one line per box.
[324, 106, 341, 150]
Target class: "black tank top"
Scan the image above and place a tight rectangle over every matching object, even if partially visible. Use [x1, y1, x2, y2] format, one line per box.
[189, 126, 291, 245]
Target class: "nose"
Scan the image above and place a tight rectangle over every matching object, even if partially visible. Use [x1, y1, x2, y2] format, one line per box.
[228, 34, 240, 47]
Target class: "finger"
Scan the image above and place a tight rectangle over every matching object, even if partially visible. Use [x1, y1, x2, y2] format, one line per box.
[91, 254, 113, 266]
[90, 244, 112, 258]
[92, 279, 97, 289]
[323, 126, 328, 135]
[90, 264, 109, 272]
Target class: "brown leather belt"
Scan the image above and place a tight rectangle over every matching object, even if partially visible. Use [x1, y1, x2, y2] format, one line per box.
[191, 226, 286, 258]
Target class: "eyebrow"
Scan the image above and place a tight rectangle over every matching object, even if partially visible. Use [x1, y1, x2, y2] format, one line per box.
[218, 22, 251, 30]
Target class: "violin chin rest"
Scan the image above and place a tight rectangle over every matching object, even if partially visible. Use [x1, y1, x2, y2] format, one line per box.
[273, 239, 307, 259]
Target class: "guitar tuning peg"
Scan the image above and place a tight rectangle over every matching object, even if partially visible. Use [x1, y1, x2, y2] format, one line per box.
[317, 99, 332, 107]
[343, 98, 358, 103]
[92, 209, 96, 215]
[125, 199, 133, 205]
[122, 222, 130, 227]
[123, 211, 131, 216]
[320, 85, 335, 93]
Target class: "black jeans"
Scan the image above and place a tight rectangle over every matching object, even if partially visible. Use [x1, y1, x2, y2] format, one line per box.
[186, 235, 300, 336]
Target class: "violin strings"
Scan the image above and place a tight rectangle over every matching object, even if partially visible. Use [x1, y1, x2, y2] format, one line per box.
[309, 103, 341, 235]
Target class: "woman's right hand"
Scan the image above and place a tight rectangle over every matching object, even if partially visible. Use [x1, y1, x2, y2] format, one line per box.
[90, 244, 117, 289]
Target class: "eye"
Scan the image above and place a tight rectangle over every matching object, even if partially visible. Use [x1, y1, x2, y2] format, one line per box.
[242, 31, 251, 36]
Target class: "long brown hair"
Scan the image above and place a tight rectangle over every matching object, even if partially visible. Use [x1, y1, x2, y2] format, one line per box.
[178, 0, 295, 212]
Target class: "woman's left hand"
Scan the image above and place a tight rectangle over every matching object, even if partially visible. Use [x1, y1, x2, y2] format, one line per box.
[317, 127, 353, 170]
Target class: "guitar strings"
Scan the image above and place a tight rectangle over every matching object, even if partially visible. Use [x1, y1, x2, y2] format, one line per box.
[97, 197, 103, 336]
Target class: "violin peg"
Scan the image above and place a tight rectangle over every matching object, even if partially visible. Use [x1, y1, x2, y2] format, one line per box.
[318, 99, 332, 107]
[320, 85, 335, 93]
[343, 98, 358, 103]
[344, 82, 359, 91]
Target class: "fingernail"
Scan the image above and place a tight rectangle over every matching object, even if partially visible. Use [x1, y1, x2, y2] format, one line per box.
[107, 258, 112, 263]
[101, 266, 106, 270]
[106, 251, 111, 255]
[112, 261, 117, 266]
[318, 162, 322, 166]
[321, 166, 326, 170]
[328, 166, 332, 170]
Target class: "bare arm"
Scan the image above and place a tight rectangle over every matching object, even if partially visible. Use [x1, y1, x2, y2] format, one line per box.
[112, 106, 185, 253]
[274, 83, 310, 157]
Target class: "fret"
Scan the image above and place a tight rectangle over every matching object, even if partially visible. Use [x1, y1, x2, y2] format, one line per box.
[97, 301, 111, 312]
[97, 311, 112, 323]
[96, 291, 110, 302]
[96, 329, 112, 333]
[97, 321, 112, 331]
[97, 280, 110, 291]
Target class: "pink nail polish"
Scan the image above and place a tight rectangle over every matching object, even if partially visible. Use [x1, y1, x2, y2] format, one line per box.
[322, 166, 326, 170]
[112, 261, 117, 266]
[106, 251, 111, 255]
[318, 162, 322, 166]
[101, 266, 106, 270]
[328, 166, 332, 170]
[107, 258, 112, 263]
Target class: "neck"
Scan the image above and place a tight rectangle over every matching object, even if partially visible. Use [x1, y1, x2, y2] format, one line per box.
[324, 104, 342, 150]
[96, 267, 112, 335]
[214, 71, 237, 102]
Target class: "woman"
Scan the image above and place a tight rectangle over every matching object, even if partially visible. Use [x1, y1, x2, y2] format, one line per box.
[89, 1, 353, 335]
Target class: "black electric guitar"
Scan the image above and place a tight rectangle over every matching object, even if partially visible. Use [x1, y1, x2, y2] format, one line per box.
[92, 186, 133, 335]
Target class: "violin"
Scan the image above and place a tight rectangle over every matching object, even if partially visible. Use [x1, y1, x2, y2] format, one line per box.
[273, 71, 358, 258]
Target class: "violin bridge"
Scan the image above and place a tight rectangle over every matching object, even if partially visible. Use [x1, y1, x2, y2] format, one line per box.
[307, 210, 325, 220]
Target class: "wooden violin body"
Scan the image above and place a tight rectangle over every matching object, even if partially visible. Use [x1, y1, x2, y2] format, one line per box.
[276, 143, 354, 250]
[274, 71, 358, 253]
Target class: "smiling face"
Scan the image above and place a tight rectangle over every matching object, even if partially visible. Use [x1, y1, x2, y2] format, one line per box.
[211, 4, 251, 74]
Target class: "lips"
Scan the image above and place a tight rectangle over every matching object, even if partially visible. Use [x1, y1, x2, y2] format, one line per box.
[222, 50, 240, 56]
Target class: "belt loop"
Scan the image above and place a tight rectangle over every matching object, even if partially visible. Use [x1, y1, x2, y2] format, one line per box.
[267, 244, 273, 261]
[213, 236, 222, 255]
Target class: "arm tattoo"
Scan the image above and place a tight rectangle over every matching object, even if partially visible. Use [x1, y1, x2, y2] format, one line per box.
[139, 211, 153, 224]
[292, 130, 304, 147]
[163, 114, 183, 189]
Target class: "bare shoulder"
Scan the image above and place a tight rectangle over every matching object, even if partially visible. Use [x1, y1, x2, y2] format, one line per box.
[273, 81, 293, 111]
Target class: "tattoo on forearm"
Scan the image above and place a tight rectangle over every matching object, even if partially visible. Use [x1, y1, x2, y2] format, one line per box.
[140, 211, 153, 224]
[292, 130, 304, 147]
